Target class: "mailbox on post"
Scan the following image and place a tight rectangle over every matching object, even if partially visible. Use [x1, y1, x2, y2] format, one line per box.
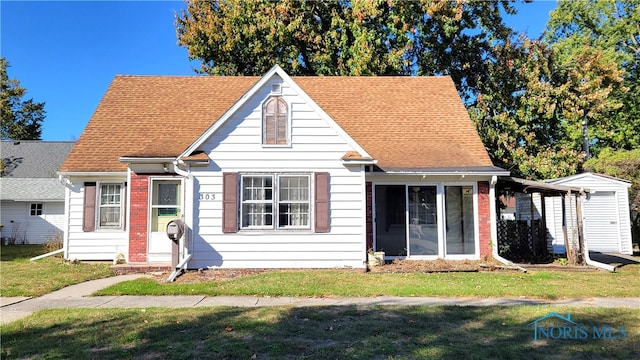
[166, 219, 184, 242]
[166, 219, 184, 269]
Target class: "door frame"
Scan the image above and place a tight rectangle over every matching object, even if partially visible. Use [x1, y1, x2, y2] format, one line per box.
[147, 176, 184, 262]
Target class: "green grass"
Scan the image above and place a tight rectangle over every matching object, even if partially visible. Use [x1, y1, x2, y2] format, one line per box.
[97, 264, 640, 299]
[1, 306, 638, 359]
[0, 245, 115, 297]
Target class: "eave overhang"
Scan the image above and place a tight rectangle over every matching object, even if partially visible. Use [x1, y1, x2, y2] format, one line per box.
[119, 157, 177, 164]
[377, 166, 510, 177]
[499, 176, 588, 196]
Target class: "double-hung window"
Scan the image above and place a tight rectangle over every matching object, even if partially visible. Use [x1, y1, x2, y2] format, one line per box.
[240, 174, 310, 230]
[98, 183, 123, 229]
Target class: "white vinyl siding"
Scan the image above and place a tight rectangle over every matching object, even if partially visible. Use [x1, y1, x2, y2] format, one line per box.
[189, 77, 366, 269]
[64, 178, 128, 260]
[0, 201, 65, 244]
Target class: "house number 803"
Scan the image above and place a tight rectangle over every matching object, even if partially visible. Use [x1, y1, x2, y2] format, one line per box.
[199, 193, 216, 201]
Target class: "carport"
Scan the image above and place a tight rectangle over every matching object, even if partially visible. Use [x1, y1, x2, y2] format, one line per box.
[497, 177, 587, 266]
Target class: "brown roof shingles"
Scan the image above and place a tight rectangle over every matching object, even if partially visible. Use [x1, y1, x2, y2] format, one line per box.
[60, 75, 493, 173]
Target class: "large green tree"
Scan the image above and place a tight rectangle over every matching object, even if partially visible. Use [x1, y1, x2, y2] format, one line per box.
[1, 57, 45, 140]
[176, 0, 515, 99]
[175, 0, 632, 183]
[544, 0, 639, 245]
[469, 38, 625, 180]
[545, 0, 640, 153]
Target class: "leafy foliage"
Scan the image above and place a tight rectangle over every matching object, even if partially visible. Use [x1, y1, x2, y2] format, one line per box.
[470, 38, 625, 179]
[176, 0, 639, 191]
[0, 57, 45, 140]
[545, 0, 640, 153]
[176, 0, 515, 98]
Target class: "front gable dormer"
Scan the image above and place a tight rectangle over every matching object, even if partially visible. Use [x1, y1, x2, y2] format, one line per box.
[180, 65, 371, 165]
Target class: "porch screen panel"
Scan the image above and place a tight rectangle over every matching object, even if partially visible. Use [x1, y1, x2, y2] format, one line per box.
[445, 186, 475, 255]
[374, 185, 407, 256]
[408, 186, 438, 255]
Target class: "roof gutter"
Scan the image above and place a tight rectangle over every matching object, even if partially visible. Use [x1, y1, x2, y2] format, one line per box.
[341, 159, 377, 166]
[57, 171, 128, 177]
[119, 157, 177, 163]
[383, 170, 511, 177]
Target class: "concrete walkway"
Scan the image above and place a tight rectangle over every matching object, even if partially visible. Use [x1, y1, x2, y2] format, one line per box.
[2, 275, 640, 325]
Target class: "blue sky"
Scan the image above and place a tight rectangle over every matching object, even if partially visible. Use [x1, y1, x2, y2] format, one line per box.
[1, 0, 557, 141]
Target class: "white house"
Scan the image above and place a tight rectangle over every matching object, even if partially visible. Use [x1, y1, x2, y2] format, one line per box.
[1, 141, 75, 244]
[58, 66, 509, 269]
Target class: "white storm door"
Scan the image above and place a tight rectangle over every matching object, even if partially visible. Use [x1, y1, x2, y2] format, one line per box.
[149, 179, 182, 262]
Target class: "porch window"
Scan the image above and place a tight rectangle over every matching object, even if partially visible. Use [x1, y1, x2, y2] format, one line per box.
[240, 174, 310, 230]
[98, 183, 123, 229]
[263, 97, 288, 145]
[445, 186, 475, 255]
[30, 203, 43, 216]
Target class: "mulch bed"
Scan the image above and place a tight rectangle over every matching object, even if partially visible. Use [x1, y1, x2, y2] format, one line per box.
[152, 259, 519, 283]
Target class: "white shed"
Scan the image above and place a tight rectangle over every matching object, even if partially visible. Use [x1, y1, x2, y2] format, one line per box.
[548, 173, 633, 255]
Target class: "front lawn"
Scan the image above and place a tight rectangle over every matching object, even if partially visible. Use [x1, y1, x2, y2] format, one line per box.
[97, 261, 640, 299]
[1, 306, 638, 359]
[0, 245, 114, 297]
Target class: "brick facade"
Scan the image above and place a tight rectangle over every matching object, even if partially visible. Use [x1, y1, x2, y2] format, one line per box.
[366, 182, 373, 251]
[128, 172, 150, 262]
[477, 181, 492, 258]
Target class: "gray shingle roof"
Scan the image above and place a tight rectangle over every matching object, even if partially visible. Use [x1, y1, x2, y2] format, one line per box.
[1, 141, 75, 201]
[0, 178, 65, 201]
[1, 141, 75, 178]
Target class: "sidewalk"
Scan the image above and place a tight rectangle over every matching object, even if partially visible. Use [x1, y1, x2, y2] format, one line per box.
[2, 275, 640, 325]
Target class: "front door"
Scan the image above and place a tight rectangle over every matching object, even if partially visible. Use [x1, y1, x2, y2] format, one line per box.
[148, 179, 182, 262]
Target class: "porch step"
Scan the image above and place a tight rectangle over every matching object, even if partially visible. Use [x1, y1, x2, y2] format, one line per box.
[111, 263, 171, 275]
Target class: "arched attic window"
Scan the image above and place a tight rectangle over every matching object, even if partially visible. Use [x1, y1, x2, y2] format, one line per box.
[263, 97, 288, 145]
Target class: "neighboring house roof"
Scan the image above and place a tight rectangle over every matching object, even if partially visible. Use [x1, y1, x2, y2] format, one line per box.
[60, 71, 499, 173]
[547, 172, 632, 187]
[1, 141, 75, 178]
[1, 141, 75, 201]
[0, 178, 65, 201]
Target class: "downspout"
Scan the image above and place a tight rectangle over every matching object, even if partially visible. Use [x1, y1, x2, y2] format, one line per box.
[490, 176, 527, 273]
[58, 175, 73, 260]
[169, 160, 194, 281]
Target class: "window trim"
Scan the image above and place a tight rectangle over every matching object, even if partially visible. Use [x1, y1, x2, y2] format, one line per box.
[96, 182, 125, 230]
[30, 203, 43, 216]
[262, 96, 290, 147]
[239, 173, 311, 231]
